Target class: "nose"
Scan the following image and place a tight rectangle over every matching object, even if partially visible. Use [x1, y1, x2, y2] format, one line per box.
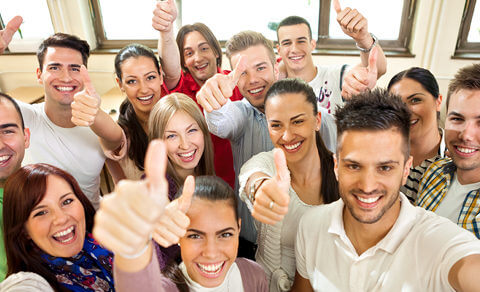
[138, 79, 149, 94]
[246, 71, 259, 85]
[357, 168, 378, 194]
[59, 68, 73, 83]
[282, 127, 294, 142]
[178, 134, 189, 150]
[459, 121, 476, 142]
[52, 209, 68, 225]
[201, 238, 219, 259]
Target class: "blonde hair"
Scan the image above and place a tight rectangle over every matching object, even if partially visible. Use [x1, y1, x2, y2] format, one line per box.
[148, 93, 215, 187]
[225, 30, 276, 68]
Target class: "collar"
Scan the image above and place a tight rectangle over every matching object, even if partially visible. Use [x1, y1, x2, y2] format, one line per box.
[328, 193, 418, 257]
[240, 98, 265, 119]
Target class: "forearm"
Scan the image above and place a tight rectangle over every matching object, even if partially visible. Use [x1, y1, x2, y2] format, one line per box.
[115, 242, 154, 273]
[204, 100, 243, 140]
[158, 30, 181, 90]
[91, 110, 124, 152]
[449, 254, 480, 292]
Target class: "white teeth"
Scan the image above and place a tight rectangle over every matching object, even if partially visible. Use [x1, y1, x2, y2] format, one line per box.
[410, 119, 418, 125]
[357, 196, 380, 204]
[457, 147, 476, 154]
[198, 262, 224, 273]
[248, 87, 263, 94]
[289, 56, 302, 60]
[196, 63, 208, 69]
[0, 155, 9, 163]
[53, 226, 74, 238]
[178, 150, 195, 158]
[138, 95, 153, 101]
[56, 86, 74, 92]
[284, 142, 301, 150]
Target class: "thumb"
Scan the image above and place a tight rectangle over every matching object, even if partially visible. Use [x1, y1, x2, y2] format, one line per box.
[367, 46, 378, 75]
[79, 65, 96, 95]
[178, 175, 195, 213]
[4, 16, 22, 38]
[273, 148, 290, 189]
[332, 0, 342, 13]
[229, 55, 246, 87]
[144, 139, 169, 205]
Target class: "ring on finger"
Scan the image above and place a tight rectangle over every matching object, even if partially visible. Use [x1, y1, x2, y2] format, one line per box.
[269, 200, 274, 210]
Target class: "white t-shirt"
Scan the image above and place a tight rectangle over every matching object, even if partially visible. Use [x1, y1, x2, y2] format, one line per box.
[179, 262, 244, 292]
[19, 102, 105, 209]
[296, 193, 480, 292]
[308, 65, 348, 114]
[436, 175, 480, 222]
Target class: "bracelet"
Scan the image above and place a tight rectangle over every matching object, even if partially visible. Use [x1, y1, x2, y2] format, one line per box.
[248, 176, 270, 203]
[117, 240, 151, 259]
[355, 33, 377, 53]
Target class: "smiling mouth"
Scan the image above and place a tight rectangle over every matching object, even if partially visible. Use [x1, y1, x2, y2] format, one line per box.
[283, 141, 302, 152]
[0, 155, 12, 166]
[54, 86, 76, 92]
[248, 87, 264, 95]
[137, 94, 153, 101]
[178, 149, 196, 162]
[410, 119, 418, 126]
[52, 226, 76, 244]
[196, 261, 225, 278]
[195, 63, 208, 71]
[455, 146, 478, 155]
[289, 55, 304, 61]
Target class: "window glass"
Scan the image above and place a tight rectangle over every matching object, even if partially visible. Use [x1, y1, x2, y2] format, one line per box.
[467, 2, 480, 42]
[0, 0, 53, 40]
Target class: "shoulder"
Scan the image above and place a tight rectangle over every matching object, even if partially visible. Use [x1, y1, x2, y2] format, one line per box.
[422, 158, 453, 181]
[236, 258, 268, 289]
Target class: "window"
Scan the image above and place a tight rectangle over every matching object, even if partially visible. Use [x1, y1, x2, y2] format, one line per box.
[0, 0, 54, 52]
[455, 0, 480, 56]
[90, 0, 416, 53]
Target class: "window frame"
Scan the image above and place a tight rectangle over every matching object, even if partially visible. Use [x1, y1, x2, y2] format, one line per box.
[89, 0, 416, 54]
[455, 0, 480, 56]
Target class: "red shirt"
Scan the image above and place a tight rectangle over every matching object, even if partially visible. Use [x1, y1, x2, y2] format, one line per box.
[169, 68, 242, 189]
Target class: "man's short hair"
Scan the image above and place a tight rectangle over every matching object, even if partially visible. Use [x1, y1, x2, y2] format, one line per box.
[447, 63, 480, 110]
[176, 23, 223, 72]
[225, 31, 276, 68]
[0, 92, 25, 130]
[334, 88, 411, 159]
[277, 16, 313, 40]
[37, 33, 90, 71]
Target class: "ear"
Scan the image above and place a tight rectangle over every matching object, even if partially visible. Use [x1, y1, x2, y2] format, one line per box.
[273, 62, 280, 81]
[316, 111, 322, 131]
[36, 68, 43, 85]
[333, 154, 339, 180]
[401, 155, 413, 185]
[237, 218, 241, 230]
[310, 38, 316, 50]
[23, 128, 31, 149]
[115, 77, 124, 92]
[436, 94, 443, 112]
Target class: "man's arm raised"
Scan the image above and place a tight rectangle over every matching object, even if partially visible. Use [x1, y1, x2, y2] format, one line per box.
[449, 254, 480, 292]
[0, 16, 22, 54]
[153, 0, 181, 90]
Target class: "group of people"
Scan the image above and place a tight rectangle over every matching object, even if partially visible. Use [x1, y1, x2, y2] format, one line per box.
[0, 0, 479, 291]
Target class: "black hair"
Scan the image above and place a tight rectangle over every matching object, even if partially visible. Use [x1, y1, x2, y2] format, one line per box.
[277, 16, 312, 40]
[335, 88, 411, 159]
[387, 67, 440, 99]
[0, 92, 25, 130]
[114, 44, 162, 171]
[264, 78, 339, 204]
[37, 33, 90, 71]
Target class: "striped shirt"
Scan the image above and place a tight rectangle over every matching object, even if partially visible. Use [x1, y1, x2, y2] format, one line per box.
[416, 158, 480, 238]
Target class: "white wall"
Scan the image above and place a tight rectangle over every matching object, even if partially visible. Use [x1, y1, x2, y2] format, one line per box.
[0, 0, 478, 98]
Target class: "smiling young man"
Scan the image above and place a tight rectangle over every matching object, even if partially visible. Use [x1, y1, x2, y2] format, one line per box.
[17, 33, 124, 209]
[292, 89, 480, 291]
[0, 93, 30, 280]
[417, 64, 480, 239]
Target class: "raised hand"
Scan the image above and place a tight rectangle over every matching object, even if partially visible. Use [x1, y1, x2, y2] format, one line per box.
[152, 175, 194, 247]
[333, 0, 371, 45]
[93, 140, 170, 257]
[252, 148, 291, 225]
[152, 0, 177, 32]
[341, 46, 378, 99]
[71, 65, 101, 127]
[196, 56, 246, 112]
[0, 16, 22, 54]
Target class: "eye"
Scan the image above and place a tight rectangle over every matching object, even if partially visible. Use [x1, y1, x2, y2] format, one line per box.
[281, 41, 291, 46]
[347, 164, 360, 170]
[220, 232, 233, 238]
[71, 67, 81, 72]
[1, 129, 15, 135]
[448, 116, 464, 122]
[147, 75, 157, 81]
[48, 65, 59, 71]
[201, 46, 210, 51]
[293, 119, 304, 125]
[269, 123, 281, 129]
[379, 165, 393, 172]
[33, 210, 47, 217]
[62, 198, 74, 206]
[410, 97, 422, 104]
[166, 133, 176, 139]
[257, 66, 266, 72]
[187, 233, 201, 239]
[126, 79, 136, 85]
[185, 51, 193, 57]
[188, 128, 198, 134]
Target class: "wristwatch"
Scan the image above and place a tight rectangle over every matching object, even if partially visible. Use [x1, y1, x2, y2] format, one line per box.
[356, 33, 378, 53]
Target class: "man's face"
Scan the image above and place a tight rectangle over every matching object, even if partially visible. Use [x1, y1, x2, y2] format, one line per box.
[0, 100, 30, 185]
[334, 129, 411, 225]
[37, 46, 84, 107]
[277, 24, 315, 72]
[230, 45, 277, 111]
[445, 89, 480, 179]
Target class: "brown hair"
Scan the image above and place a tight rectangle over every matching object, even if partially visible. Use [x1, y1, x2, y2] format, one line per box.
[148, 93, 215, 187]
[3, 164, 95, 292]
[225, 31, 276, 68]
[37, 33, 90, 71]
[446, 63, 480, 110]
[176, 23, 222, 73]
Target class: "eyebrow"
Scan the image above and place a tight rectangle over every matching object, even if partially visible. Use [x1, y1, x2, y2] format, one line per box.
[405, 92, 425, 101]
[0, 123, 20, 130]
[165, 123, 195, 133]
[45, 62, 81, 69]
[31, 193, 74, 212]
[187, 227, 236, 235]
[254, 62, 268, 68]
[448, 111, 480, 119]
[342, 158, 400, 165]
[268, 113, 307, 123]
[184, 42, 209, 51]
[125, 71, 157, 79]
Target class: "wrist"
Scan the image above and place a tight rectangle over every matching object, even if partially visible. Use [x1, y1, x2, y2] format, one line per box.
[247, 176, 270, 203]
[355, 33, 377, 53]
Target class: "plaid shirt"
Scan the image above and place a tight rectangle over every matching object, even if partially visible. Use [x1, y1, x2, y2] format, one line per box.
[416, 158, 480, 238]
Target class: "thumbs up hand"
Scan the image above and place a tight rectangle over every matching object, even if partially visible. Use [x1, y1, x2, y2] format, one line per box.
[93, 140, 170, 258]
[196, 55, 246, 112]
[332, 0, 370, 45]
[152, 0, 177, 33]
[341, 46, 378, 99]
[152, 175, 194, 247]
[71, 65, 101, 127]
[0, 16, 22, 54]
[251, 149, 291, 225]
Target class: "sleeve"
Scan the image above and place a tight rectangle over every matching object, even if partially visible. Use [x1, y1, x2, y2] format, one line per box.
[236, 258, 269, 292]
[114, 247, 177, 292]
[238, 151, 276, 205]
[318, 107, 337, 153]
[16, 100, 37, 128]
[295, 212, 309, 279]
[102, 130, 127, 161]
[204, 100, 247, 141]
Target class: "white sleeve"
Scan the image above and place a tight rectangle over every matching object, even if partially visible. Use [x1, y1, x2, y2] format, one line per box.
[204, 100, 246, 141]
[295, 212, 309, 279]
[238, 151, 276, 205]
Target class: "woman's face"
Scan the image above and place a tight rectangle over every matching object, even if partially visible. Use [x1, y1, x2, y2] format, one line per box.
[265, 92, 321, 164]
[389, 78, 442, 143]
[183, 31, 219, 85]
[25, 175, 86, 258]
[164, 111, 205, 178]
[118, 56, 163, 117]
[179, 198, 240, 288]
